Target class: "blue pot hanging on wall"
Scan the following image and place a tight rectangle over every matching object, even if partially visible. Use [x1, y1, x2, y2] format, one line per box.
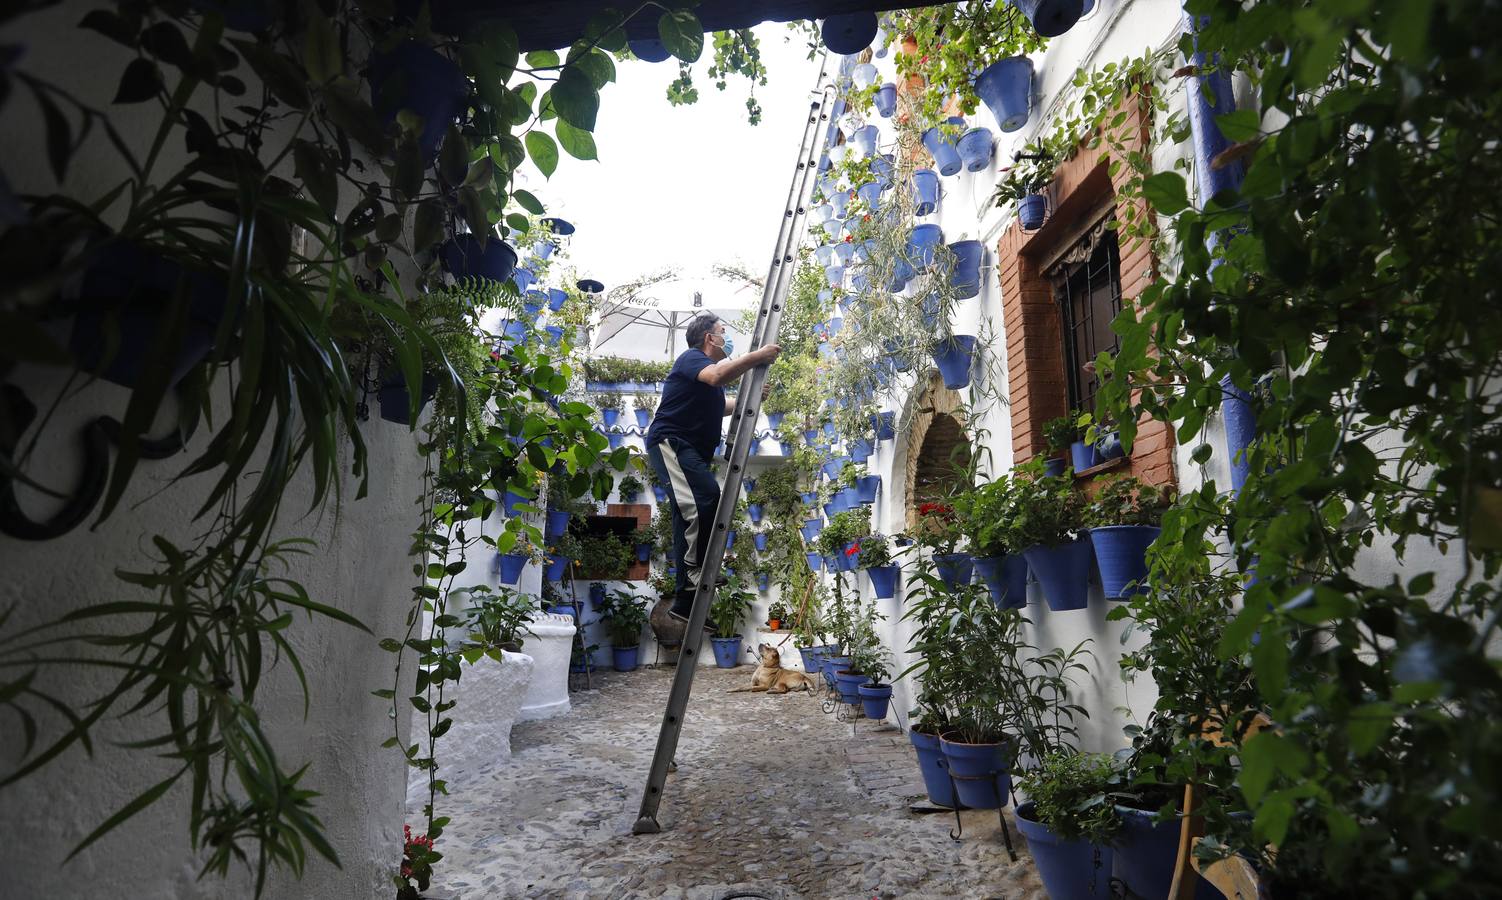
[912, 168, 941, 216]
[601, 408, 620, 428]
[545, 509, 572, 539]
[948, 240, 985, 299]
[856, 475, 881, 504]
[857, 179, 886, 211]
[822, 13, 878, 54]
[377, 370, 438, 425]
[1014, 0, 1085, 37]
[852, 62, 879, 90]
[634, 408, 651, 429]
[875, 82, 898, 117]
[868, 564, 899, 599]
[829, 191, 850, 220]
[934, 552, 974, 590]
[1089, 525, 1161, 599]
[908, 224, 945, 268]
[370, 41, 468, 159]
[921, 118, 966, 177]
[1019, 193, 1048, 231]
[497, 553, 528, 585]
[511, 267, 536, 294]
[754, 532, 769, 552]
[932, 335, 977, 389]
[547, 288, 567, 312]
[851, 124, 879, 158]
[973, 555, 1028, 610]
[872, 411, 896, 440]
[441, 234, 518, 285]
[806, 551, 823, 573]
[956, 127, 994, 172]
[975, 57, 1034, 133]
[850, 437, 873, 464]
[1024, 538, 1093, 611]
[748, 502, 763, 524]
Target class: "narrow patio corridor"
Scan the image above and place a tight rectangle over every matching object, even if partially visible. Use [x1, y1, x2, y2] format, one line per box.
[416, 665, 1045, 899]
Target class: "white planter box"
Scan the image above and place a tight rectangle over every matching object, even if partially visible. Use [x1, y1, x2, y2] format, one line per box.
[517, 612, 577, 722]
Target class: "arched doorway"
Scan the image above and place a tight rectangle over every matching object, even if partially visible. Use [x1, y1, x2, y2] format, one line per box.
[902, 372, 972, 531]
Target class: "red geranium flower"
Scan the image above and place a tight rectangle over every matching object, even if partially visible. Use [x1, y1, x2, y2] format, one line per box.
[845, 543, 861, 556]
[844, 234, 854, 243]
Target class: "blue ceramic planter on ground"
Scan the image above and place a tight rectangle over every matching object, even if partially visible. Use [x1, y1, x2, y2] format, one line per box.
[612, 645, 640, 672]
[909, 728, 959, 807]
[932, 335, 977, 389]
[912, 168, 940, 216]
[1070, 440, 1095, 472]
[497, 553, 528, 585]
[805, 551, 823, 573]
[934, 552, 974, 590]
[921, 119, 965, 177]
[948, 239, 985, 299]
[868, 564, 899, 599]
[858, 682, 893, 720]
[1019, 193, 1048, 230]
[875, 82, 897, 117]
[1015, 802, 1115, 900]
[1024, 539, 1093, 611]
[821, 655, 851, 689]
[833, 669, 866, 705]
[975, 57, 1034, 132]
[856, 475, 881, 504]
[1089, 525, 1161, 598]
[938, 733, 1012, 810]
[711, 636, 744, 668]
[799, 645, 825, 674]
[545, 509, 572, 539]
[872, 411, 896, 440]
[973, 555, 1028, 609]
[545, 554, 571, 581]
[441, 234, 518, 285]
[1113, 806, 1224, 900]
[957, 127, 994, 172]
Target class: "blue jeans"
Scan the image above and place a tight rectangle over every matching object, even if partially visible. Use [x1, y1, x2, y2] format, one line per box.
[645, 436, 722, 616]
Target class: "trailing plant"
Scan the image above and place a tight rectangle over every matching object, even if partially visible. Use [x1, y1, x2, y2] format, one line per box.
[1016, 751, 1123, 845]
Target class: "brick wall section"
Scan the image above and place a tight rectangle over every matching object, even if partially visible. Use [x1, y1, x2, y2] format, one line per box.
[607, 502, 652, 580]
[995, 94, 1177, 489]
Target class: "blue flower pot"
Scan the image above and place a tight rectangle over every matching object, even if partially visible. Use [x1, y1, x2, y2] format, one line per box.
[612, 645, 640, 672]
[921, 118, 965, 177]
[545, 509, 572, 539]
[547, 604, 576, 619]
[1015, 0, 1085, 37]
[908, 223, 945, 268]
[1070, 439, 1095, 472]
[629, 38, 671, 62]
[754, 532, 769, 552]
[636, 542, 652, 563]
[711, 636, 744, 668]
[757, 572, 770, 591]
[1113, 805, 1218, 900]
[1089, 525, 1161, 599]
[821, 655, 850, 689]
[821, 457, 848, 481]
[840, 486, 862, 512]
[948, 239, 985, 300]
[1097, 430, 1125, 460]
[956, 127, 994, 172]
[748, 503, 764, 525]
[875, 82, 898, 117]
[589, 582, 607, 606]
[799, 645, 825, 674]
[545, 554, 571, 581]
[440, 234, 518, 285]
[851, 124, 879, 158]
[607, 433, 625, 450]
[910, 728, 959, 807]
[512, 267, 536, 293]
[497, 553, 528, 585]
[725, 531, 737, 551]
[839, 541, 862, 571]
[912, 168, 941, 216]
[800, 519, 823, 542]
[377, 371, 439, 425]
[1019, 193, 1048, 230]
[1015, 802, 1115, 900]
[932, 335, 977, 390]
[858, 682, 893, 720]
[1024, 539, 1093, 611]
[872, 411, 896, 441]
[370, 42, 468, 158]
[868, 564, 900, 599]
[806, 551, 823, 573]
[601, 408, 620, 428]
[548, 288, 568, 311]
[824, 555, 839, 573]
[856, 180, 885, 213]
[850, 437, 873, 464]
[780, 441, 793, 456]
[653, 485, 668, 503]
[801, 492, 818, 506]
[1043, 457, 1068, 477]
[825, 264, 845, 288]
[523, 292, 546, 316]
[920, 293, 942, 331]
[503, 490, 530, 517]
[856, 475, 881, 504]
[544, 325, 564, 345]
[833, 669, 866, 704]
[972, 555, 1028, 610]
[934, 552, 974, 590]
[822, 12, 877, 54]
[829, 191, 850, 219]
[939, 733, 1012, 810]
[634, 408, 651, 429]
[974, 57, 1034, 133]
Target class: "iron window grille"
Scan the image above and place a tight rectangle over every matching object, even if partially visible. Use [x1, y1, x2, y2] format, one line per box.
[1054, 220, 1123, 414]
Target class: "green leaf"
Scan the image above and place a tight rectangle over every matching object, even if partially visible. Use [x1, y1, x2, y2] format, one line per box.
[548, 67, 599, 131]
[1254, 796, 1294, 846]
[438, 124, 470, 185]
[524, 50, 559, 69]
[584, 9, 628, 53]
[555, 120, 598, 161]
[292, 140, 338, 217]
[113, 58, 163, 104]
[230, 40, 310, 110]
[505, 213, 530, 235]
[525, 130, 559, 177]
[568, 47, 616, 89]
[658, 9, 705, 62]
[413, 199, 444, 253]
[1214, 109, 1262, 143]
[1346, 701, 1394, 756]
[1142, 171, 1190, 215]
[512, 189, 545, 216]
[303, 8, 341, 83]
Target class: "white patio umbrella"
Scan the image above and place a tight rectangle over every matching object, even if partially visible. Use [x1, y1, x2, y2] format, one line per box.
[589, 271, 762, 360]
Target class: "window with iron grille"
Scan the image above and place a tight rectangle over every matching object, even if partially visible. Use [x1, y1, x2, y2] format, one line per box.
[1053, 218, 1122, 413]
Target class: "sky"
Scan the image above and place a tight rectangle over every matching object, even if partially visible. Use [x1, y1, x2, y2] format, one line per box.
[513, 24, 827, 359]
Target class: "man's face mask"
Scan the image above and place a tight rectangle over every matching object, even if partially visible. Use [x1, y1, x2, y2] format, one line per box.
[718, 334, 734, 356]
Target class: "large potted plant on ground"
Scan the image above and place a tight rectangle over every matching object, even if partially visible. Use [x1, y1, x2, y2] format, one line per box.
[599, 589, 650, 672]
[709, 575, 756, 668]
[1087, 476, 1172, 599]
[957, 475, 1030, 610]
[1015, 470, 1092, 611]
[1015, 752, 1121, 900]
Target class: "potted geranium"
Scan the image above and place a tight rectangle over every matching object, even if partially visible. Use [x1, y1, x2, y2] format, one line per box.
[599, 589, 650, 671]
[1015, 752, 1121, 900]
[1014, 471, 1092, 611]
[708, 574, 756, 667]
[1086, 476, 1172, 599]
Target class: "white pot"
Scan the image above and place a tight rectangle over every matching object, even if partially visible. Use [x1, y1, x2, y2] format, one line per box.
[517, 612, 577, 722]
[449, 650, 535, 759]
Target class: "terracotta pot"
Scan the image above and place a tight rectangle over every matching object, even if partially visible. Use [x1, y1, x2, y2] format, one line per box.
[767, 619, 781, 631]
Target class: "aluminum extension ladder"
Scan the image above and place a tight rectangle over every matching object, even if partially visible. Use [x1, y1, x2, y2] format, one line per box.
[632, 70, 837, 836]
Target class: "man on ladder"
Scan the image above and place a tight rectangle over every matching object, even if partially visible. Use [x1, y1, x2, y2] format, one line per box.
[643, 313, 780, 626]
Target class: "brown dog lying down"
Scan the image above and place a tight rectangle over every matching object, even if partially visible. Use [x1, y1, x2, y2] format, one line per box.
[729, 643, 818, 694]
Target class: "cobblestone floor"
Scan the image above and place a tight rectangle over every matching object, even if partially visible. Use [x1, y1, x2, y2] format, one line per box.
[414, 664, 1045, 900]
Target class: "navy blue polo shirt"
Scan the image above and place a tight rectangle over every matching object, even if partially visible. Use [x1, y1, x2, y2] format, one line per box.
[646, 348, 724, 458]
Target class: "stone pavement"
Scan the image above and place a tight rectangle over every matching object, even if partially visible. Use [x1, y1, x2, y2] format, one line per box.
[414, 664, 1045, 900]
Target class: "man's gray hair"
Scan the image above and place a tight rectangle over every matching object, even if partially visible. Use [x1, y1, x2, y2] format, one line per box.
[685, 313, 720, 351]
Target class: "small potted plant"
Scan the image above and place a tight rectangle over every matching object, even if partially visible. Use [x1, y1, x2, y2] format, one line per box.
[766, 599, 788, 631]
[1041, 414, 1076, 476]
[1015, 752, 1122, 900]
[859, 534, 901, 599]
[396, 824, 440, 900]
[915, 500, 972, 589]
[631, 525, 654, 563]
[546, 533, 583, 583]
[955, 476, 1029, 610]
[992, 141, 1058, 232]
[599, 589, 650, 671]
[617, 474, 645, 504]
[1014, 470, 1091, 611]
[850, 640, 894, 721]
[597, 391, 624, 428]
[709, 575, 756, 667]
[493, 534, 544, 587]
[633, 392, 658, 429]
[1086, 476, 1172, 599]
